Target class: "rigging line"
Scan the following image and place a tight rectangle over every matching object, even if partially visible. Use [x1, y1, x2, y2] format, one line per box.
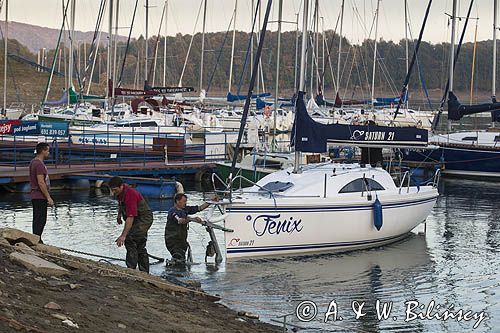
[116, 0, 138, 89]
[406, 9, 433, 110]
[230, 0, 272, 180]
[343, 47, 357, 101]
[317, 9, 340, 93]
[0, 3, 21, 103]
[41, 0, 71, 105]
[206, 11, 235, 94]
[393, 0, 434, 120]
[149, 1, 167, 87]
[432, 0, 475, 131]
[178, 0, 204, 87]
[236, 0, 262, 95]
[81, 0, 106, 92]
[351, 1, 373, 99]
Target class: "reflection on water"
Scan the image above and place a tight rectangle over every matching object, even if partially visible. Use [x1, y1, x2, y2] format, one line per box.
[0, 178, 499, 332]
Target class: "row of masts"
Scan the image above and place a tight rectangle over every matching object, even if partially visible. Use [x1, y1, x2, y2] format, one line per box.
[1, 0, 498, 121]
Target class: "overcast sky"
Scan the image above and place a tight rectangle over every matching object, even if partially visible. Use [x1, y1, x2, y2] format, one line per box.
[4, 1, 496, 44]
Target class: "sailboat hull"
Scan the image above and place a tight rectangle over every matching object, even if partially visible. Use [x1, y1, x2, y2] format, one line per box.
[224, 191, 437, 259]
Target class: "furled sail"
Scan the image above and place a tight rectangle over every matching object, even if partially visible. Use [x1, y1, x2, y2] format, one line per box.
[448, 91, 500, 121]
[227, 91, 271, 102]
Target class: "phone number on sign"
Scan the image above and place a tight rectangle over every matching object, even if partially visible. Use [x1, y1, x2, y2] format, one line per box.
[40, 129, 66, 136]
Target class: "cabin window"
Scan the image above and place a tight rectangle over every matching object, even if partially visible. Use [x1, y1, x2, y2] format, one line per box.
[259, 181, 294, 193]
[254, 158, 282, 170]
[339, 178, 385, 194]
[461, 136, 477, 141]
[494, 135, 500, 142]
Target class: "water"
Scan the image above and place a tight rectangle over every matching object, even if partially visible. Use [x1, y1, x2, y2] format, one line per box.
[0, 179, 498, 332]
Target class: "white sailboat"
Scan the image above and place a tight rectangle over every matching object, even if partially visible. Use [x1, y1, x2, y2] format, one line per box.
[212, 0, 439, 260]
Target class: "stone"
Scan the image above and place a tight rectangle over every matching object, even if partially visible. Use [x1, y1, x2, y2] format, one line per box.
[51, 313, 69, 321]
[0, 228, 40, 246]
[244, 312, 259, 320]
[0, 237, 10, 247]
[32, 244, 61, 255]
[44, 302, 62, 310]
[14, 242, 36, 254]
[34, 277, 46, 282]
[9, 252, 69, 277]
[69, 283, 82, 290]
[48, 280, 69, 287]
[62, 319, 79, 328]
[117, 323, 127, 329]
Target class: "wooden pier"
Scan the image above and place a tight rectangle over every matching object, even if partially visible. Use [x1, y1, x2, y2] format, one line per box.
[0, 160, 216, 185]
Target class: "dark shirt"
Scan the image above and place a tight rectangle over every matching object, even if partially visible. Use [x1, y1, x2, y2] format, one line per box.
[29, 158, 50, 200]
[165, 205, 200, 240]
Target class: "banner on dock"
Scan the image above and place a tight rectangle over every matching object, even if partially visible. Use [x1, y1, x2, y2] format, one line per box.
[38, 122, 69, 137]
[0, 120, 39, 136]
[0, 120, 69, 137]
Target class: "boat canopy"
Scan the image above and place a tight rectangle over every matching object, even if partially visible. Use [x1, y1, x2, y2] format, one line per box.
[291, 91, 428, 153]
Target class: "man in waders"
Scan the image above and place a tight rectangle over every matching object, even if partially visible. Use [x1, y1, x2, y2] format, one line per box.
[109, 176, 153, 273]
[165, 193, 213, 265]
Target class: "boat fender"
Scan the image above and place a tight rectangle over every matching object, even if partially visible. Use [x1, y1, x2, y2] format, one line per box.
[373, 198, 383, 231]
[208, 213, 230, 224]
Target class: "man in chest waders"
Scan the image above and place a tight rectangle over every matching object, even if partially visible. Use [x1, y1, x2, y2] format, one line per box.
[109, 176, 153, 273]
[165, 193, 212, 265]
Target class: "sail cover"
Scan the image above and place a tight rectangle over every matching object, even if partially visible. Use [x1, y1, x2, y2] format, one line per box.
[448, 91, 500, 121]
[291, 91, 428, 153]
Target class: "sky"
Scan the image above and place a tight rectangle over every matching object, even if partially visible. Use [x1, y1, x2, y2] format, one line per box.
[3, 0, 496, 45]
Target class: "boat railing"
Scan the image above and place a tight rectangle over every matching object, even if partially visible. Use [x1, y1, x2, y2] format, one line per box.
[398, 171, 411, 194]
[427, 168, 441, 188]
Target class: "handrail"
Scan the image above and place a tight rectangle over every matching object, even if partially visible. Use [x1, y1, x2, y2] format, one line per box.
[430, 168, 441, 188]
[398, 170, 410, 194]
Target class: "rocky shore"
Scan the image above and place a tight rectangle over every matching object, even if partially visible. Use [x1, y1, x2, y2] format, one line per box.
[0, 228, 279, 333]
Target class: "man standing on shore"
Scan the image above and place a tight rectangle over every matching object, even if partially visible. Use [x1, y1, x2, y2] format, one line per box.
[165, 193, 214, 265]
[29, 142, 53, 243]
[109, 176, 153, 273]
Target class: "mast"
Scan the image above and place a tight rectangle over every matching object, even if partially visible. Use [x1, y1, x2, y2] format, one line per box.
[145, 0, 149, 87]
[163, 0, 168, 86]
[294, 12, 299, 90]
[310, 0, 317, 96]
[404, 0, 409, 108]
[336, 0, 344, 95]
[272, 0, 283, 151]
[69, 0, 76, 92]
[107, 0, 113, 106]
[493, 0, 498, 127]
[228, 0, 237, 92]
[250, 0, 254, 79]
[3, 0, 7, 115]
[112, 0, 119, 109]
[448, 0, 457, 131]
[371, 0, 380, 111]
[470, 19, 478, 105]
[294, 0, 309, 173]
[200, 0, 207, 92]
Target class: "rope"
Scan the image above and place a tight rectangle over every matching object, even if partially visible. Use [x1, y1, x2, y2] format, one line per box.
[59, 247, 164, 264]
[0, 315, 48, 333]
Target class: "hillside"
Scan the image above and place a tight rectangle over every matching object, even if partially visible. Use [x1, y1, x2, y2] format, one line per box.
[0, 21, 128, 53]
[0, 21, 498, 109]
